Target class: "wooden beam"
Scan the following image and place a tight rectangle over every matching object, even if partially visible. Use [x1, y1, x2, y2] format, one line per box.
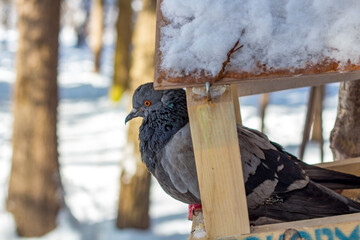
[155, 67, 360, 92]
[219, 212, 360, 240]
[235, 71, 360, 97]
[186, 85, 250, 238]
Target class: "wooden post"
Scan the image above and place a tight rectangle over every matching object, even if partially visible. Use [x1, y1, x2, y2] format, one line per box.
[186, 85, 250, 238]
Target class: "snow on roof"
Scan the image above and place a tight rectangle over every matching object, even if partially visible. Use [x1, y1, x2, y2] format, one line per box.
[159, 0, 360, 78]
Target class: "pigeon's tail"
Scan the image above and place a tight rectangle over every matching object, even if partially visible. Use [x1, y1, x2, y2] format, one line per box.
[295, 160, 360, 190]
[269, 140, 360, 190]
[250, 181, 360, 225]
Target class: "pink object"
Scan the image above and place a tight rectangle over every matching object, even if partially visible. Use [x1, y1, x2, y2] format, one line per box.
[188, 204, 202, 220]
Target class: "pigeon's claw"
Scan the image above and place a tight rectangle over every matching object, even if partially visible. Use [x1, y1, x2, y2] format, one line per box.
[188, 203, 202, 220]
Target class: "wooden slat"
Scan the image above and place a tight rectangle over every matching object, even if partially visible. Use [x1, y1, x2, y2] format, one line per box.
[220, 212, 360, 240]
[186, 85, 250, 238]
[155, 68, 360, 95]
[235, 71, 360, 97]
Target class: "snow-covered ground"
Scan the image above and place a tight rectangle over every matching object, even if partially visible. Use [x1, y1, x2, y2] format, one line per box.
[0, 27, 340, 239]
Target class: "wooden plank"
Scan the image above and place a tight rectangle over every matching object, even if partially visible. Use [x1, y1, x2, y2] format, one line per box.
[219, 212, 360, 240]
[186, 85, 250, 238]
[316, 157, 360, 177]
[235, 71, 360, 97]
[155, 68, 360, 95]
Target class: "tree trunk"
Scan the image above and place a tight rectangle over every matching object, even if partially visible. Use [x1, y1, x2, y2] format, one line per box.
[260, 93, 269, 132]
[7, 0, 62, 237]
[299, 86, 325, 162]
[110, 0, 133, 102]
[89, 0, 104, 72]
[311, 85, 325, 161]
[116, 0, 157, 229]
[330, 80, 360, 161]
[117, 162, 151, 229]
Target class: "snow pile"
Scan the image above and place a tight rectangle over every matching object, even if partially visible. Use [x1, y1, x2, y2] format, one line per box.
[160, 0, 360, 77]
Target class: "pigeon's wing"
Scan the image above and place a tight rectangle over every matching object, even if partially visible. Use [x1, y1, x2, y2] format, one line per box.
[238, 126, 360, 224]
[160, 123, 201, 202]
[237, 126, 309, 208]
[250, 181, 360, 224]
[297, 161, 360, 189]
[270, 141, 360, 190]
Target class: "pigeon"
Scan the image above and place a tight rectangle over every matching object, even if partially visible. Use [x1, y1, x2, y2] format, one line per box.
[125, 83, 360, 225]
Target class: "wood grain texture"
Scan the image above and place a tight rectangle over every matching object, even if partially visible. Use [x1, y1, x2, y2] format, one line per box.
[234, 72, 360, 97]
[186, 85, 250, 238]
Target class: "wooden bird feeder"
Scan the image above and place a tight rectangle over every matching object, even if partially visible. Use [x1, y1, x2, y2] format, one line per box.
[154, 0, 360, 239]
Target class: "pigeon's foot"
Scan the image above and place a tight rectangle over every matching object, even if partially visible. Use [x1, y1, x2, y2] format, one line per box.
[188, 203, 202, 220]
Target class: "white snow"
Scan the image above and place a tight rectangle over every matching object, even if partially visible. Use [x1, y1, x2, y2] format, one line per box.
[160, 0, 360, 77]
[0, 5, 342, 240]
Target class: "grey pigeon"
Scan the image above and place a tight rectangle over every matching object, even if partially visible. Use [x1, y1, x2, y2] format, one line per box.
[125, 83, 360, 225]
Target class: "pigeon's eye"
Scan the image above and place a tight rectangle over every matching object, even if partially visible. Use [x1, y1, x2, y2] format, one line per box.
[144, 100, 151, 106]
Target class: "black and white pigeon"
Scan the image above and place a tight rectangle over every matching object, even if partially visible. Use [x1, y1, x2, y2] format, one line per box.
[125, 83, 360, 225]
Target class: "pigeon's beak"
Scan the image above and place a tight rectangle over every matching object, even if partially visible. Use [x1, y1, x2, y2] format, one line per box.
[125, 108, 142, 124]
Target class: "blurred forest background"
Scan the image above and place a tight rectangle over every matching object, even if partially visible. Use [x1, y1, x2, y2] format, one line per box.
[0, 0, 193, 239]
[0, 0, 360, 239]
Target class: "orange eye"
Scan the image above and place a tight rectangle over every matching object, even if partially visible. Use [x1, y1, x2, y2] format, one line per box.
[144, 100, 151, 106]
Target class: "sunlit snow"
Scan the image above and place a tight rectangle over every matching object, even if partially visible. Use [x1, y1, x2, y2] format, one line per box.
[160, 0, 360, 77]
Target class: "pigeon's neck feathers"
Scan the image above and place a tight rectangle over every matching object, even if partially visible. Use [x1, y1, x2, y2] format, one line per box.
[139, 90, 188, 171]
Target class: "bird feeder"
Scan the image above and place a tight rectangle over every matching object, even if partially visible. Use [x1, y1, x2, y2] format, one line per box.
[154, 0, 360, 239]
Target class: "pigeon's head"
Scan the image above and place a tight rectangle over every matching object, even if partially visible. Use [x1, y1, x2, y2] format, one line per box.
[125, 83, 165, 124]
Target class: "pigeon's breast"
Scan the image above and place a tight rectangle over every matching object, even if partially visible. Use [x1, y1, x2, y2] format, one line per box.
[154, 123, 201, 204]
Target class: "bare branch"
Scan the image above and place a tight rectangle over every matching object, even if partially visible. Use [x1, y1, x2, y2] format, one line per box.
[215, 29, 245, 82]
